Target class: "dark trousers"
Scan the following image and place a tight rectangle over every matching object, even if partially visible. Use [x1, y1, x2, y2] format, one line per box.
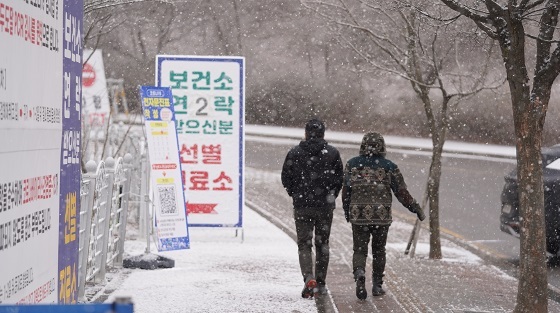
[352, 224, 390, 278]
[294, 209, 334, 285]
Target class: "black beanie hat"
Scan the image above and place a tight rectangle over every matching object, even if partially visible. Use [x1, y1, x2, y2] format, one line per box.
[305, 118, 325, 139]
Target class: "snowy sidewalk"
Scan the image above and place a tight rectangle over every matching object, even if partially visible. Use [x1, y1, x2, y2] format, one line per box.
[105, 208, 315, 313]
[100, 200, 560, 313]
[244, 167, 560, 313]
[96, 163, 560, 313]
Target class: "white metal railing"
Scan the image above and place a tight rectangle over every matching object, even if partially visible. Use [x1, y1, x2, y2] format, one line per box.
[106, 155, 133, 267]
[77, 152, 139, 302]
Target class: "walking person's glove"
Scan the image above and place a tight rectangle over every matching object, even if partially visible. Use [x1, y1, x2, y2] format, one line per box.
[416, 208, 426, 221]
[410, 202, 426, 221]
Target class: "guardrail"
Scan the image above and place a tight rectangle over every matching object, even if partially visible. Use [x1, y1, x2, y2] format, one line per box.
[77, 153, 140, 302]
[244, 124, 517, 160]
[112, 115, 518, 160]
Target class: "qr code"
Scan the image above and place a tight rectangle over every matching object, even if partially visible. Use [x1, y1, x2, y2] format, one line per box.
[158, 185, 177, 215]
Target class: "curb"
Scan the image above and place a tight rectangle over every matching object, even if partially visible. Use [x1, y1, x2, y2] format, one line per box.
[393, 210, 560, 305]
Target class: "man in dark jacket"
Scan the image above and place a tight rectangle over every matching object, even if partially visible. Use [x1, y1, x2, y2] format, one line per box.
[281, 118, 343, 298]
[342, 132, 425, 299]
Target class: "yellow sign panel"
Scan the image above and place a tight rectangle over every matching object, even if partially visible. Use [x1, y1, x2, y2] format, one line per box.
[150, 121, 168, 128]
[156, 177, 175, 184]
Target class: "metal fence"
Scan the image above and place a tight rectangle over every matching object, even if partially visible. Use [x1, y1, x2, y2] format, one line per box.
[77, 151, 142, 302]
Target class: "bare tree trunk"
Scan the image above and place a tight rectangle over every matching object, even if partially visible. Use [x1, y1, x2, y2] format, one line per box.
[428, 125, 445, 259]
[231, 0, 243, 55]
[427, 91, 452, 260]
[513, 94, 547, 313]
[324, 43, 330, 76]
[510, 73, 548, 313]
[415, 83, 444, 259]
[306, 42, 315, 80]
[504, 19, 548, 313]
[208, 0, 232, 55]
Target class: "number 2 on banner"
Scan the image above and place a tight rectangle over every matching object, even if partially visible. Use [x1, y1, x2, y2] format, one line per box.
[196, 97, 208, 116]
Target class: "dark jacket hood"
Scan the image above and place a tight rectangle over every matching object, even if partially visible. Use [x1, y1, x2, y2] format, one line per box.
[360, 132, 386, 157]
[299, 138, 328, 155]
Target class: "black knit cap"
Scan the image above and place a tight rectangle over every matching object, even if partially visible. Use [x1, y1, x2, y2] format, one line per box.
[305, 118, 325, 139]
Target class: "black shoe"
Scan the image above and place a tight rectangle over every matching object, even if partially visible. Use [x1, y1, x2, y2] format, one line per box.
[301, 278, 317, 299]
[371, 277, 386, 296]
[356, 276, 367, 300]
[315, 284, 328, 296]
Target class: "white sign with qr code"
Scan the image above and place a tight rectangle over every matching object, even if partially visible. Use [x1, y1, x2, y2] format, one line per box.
[141, 86, 190, 251]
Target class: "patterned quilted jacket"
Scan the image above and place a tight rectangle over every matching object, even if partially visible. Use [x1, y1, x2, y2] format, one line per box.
[342, 133, 419, 225]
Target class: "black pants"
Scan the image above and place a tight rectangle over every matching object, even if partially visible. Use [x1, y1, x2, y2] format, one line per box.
[352, 224, 390, 278]
[294, 208, 334, 285]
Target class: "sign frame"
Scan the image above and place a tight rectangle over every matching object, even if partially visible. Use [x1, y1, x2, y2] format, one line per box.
[155, 55, 245, 228]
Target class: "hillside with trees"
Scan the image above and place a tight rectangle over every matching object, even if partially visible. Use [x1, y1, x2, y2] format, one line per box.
[85, 0, 560, 146]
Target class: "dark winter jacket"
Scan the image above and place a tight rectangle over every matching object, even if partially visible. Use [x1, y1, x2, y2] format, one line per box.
[281, 138, 343, 210]
[342, 133, 421, 225]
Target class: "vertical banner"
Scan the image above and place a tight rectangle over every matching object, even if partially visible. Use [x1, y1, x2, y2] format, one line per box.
[140, 86, 190, 251]
[155, 56, 245, 228]
[58, 0, 83, 304]
[82, 49, 111, 127]
[0, 0, 82, 305]
[81, 49, 110, 162]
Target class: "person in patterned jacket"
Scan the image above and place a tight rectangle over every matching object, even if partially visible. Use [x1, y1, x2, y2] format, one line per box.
[342, 132, 425, 299]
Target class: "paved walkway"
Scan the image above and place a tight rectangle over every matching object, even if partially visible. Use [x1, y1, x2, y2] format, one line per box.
[320, 216, 546, 313]
[245, 167, 560, 313]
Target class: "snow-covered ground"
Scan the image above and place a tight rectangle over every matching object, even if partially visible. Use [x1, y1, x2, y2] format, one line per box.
[100, 126, 524, 312]
[102, 204, 518, 313]
[105, 208, 316, 313]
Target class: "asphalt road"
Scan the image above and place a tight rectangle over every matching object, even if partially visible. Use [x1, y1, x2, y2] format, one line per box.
[245, 136, 560, 293]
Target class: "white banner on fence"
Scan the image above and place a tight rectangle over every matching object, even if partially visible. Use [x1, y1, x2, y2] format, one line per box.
[155, 55, 245, 228]
[141, 86, 190, 251]
[0, 0, 83, 304]
[82, 49, 111, 127]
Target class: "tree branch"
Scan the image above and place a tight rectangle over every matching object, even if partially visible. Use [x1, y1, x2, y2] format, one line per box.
[84, 0, 174, 14]
[535, 0, 560, 78]
[339, 36, 438, 89]
[523, 0, 548, 12]
[302, 0, 409, 71]
[439, 0, 492, 23]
